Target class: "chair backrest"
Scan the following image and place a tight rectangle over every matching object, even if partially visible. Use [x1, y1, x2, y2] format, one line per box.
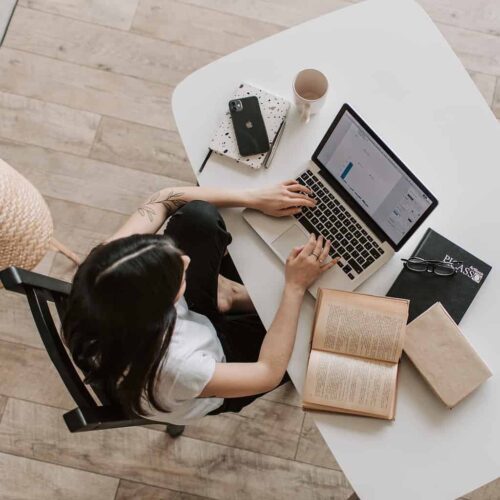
[0, 266, 152, 432]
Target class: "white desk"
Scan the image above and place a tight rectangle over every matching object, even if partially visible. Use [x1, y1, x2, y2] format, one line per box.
[172, 0, 500, 498]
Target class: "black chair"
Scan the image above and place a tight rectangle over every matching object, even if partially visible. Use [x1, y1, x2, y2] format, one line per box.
[0, 266, 185, 437]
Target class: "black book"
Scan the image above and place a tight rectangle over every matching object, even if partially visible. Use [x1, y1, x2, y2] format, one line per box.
[387, 228, 492, 324]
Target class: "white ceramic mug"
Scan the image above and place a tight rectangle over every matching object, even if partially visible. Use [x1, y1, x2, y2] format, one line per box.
[293, 69, 329, 123]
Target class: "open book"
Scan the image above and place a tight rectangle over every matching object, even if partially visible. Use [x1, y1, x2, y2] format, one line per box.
[303, 289, 409, 420]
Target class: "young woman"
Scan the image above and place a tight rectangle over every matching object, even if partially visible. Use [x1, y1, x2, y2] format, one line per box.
[63, 181, 338, 424]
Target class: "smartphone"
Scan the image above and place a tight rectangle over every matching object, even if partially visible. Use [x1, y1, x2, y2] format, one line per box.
[229, 96, 270, 156]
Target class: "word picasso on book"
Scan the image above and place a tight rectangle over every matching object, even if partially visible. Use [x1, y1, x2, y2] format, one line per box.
[387, 228, 492, 323]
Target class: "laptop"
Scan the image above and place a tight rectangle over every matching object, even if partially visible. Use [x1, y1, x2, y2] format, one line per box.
[243, 103, 438, 296]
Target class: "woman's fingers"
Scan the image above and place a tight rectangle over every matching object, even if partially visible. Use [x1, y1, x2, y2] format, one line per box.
[286, 183, 312, 195]
[318, 239, 331, 263]
[301, 233, 317, 256]
[289, 244, 305, 259]
[311, 234, 324, 258]
[286, 193, 315, 207]
[285, 196, 315, 208]
[279, 206, 303, 216]
[281, 191, 315, 206]
[286, 190, 312, 200]
[321, 257, 340, 271]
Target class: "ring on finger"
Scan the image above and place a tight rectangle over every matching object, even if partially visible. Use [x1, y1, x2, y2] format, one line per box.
[312, 252, 320, 259]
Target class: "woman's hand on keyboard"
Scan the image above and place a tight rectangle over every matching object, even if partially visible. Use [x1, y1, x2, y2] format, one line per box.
[285, 234, 340, 293]
[247, 180, 316, 217]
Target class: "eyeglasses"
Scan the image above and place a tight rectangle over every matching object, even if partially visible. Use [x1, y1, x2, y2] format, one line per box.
[401, 257, 462, 276]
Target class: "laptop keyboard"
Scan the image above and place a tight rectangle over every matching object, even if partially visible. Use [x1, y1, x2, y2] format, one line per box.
[294, 170, 385, 280]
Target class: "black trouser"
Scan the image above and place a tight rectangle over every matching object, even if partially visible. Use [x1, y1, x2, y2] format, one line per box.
[165, 200, 285, 414]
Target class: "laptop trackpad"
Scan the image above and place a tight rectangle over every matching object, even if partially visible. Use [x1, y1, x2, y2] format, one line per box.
[271, 225, 309, 260]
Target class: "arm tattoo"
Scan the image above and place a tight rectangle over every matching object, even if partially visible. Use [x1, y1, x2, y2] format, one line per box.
[137, 190, 186, 222]
[159, 190, 187, 215]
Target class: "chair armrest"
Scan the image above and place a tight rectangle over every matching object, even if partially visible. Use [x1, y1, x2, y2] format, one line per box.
[0, 266, 71, 296]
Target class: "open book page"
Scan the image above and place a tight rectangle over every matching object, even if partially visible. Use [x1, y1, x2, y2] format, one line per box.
[312, 289, 408, 363]
[303, 350, 398, 419]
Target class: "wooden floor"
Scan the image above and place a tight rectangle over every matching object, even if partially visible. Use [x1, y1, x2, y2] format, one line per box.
[0, 1, 498, 499]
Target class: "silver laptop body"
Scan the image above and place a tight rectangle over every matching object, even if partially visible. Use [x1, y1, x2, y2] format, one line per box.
[243, 104, 438, 297]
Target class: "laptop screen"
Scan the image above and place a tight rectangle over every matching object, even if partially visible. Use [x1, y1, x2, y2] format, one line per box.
[316, 108, 434, 246]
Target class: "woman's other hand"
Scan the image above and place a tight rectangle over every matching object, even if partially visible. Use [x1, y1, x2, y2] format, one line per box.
[248, 180, 316, 217]
[285, 234, 339, 293]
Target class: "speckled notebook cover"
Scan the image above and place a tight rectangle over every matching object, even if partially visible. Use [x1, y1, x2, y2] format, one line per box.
[210, 83, 290, 169]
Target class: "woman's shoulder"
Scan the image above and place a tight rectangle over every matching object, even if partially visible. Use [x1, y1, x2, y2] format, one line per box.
[165, 300, 224, 369]
[175, 297, 216, 332]
[175, 296, 189, 316]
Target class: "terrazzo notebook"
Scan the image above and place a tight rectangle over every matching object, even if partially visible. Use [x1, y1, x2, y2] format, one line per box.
[210, 83, 290, 169]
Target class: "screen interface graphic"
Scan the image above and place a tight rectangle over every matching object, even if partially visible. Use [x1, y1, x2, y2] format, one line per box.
[317, 111, 432, 244]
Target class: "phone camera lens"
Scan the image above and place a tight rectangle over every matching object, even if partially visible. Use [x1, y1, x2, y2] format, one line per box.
[230, 100, 242, 112]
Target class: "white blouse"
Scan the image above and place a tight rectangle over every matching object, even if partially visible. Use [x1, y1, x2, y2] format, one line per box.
[142, 296, 225, 425]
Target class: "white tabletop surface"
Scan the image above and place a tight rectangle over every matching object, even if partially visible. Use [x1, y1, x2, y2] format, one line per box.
[172, 0, 500, 498]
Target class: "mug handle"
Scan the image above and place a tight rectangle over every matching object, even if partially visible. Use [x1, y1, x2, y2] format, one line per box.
[301, 103, 311, 124]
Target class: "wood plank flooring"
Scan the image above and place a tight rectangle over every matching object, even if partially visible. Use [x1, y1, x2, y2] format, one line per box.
[0, 1, 498, 499]
[0, 452, 119, 500]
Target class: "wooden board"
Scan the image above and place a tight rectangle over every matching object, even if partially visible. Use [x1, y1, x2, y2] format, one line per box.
[18, 0, 140, 30]
[0, 91, 99, 155]
[91, 117, 195, 182]
[4, 7, 217, 85]
[0, 48, 174, 129]
[0, 452, 119, 500]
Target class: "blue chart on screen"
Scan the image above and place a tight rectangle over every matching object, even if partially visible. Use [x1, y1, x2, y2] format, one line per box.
[341, 162, 353, 180]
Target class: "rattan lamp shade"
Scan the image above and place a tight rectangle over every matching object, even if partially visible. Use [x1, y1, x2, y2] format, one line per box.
[0, 160, 80, 276]
[0, 158, 54, 271]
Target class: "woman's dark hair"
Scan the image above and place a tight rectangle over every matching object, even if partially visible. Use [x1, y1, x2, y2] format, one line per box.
[62, 234, 184, 417]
